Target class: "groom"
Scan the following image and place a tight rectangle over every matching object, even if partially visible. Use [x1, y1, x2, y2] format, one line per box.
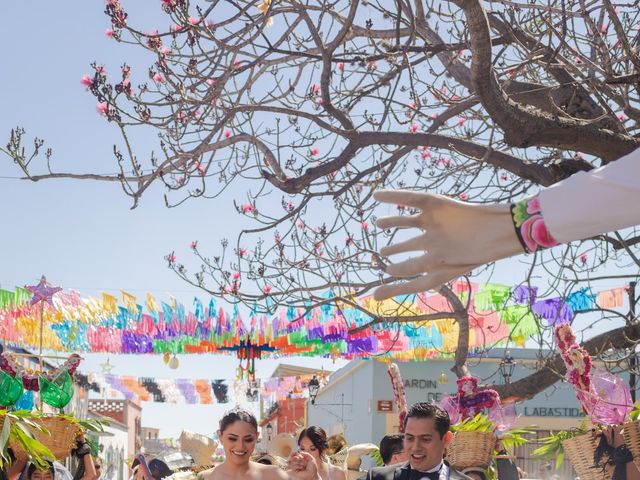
[364, 403, 471, 480]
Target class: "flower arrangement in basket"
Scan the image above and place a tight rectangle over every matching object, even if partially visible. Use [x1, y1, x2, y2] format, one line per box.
[439, 376, 529, 473]
[534, 323, 639, 480]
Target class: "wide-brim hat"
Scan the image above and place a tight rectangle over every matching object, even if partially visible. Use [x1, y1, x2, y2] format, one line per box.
[178, 431, 218, 466]
[269, 433, 297, 459]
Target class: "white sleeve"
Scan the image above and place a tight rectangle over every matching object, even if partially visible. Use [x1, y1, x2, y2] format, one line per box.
[538, 147, 640, 243]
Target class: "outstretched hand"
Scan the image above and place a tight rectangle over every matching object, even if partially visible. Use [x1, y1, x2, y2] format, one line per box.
[287, 451, 319, 480]
[373, 190, 523, 300]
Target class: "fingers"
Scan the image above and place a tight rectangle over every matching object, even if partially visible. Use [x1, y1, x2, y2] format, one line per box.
[374, 190, 440, 209]
[373, 266, 476, 300]
[376, 214, 422, 230]
[385, 255, 432, 277]
[379, 234, 427, 257]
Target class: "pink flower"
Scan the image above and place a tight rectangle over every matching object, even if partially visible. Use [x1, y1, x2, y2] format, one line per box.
[311, 83, 321, 94]
[361, 221, 369, 231]
[315, 98, 324, 105]
[205, 20, 214, 28]
[409, 101, 417, 109]
[430, 113, 438, 119]
[526, 196, 541, 214]
[188, 17, 200, 25]
[579, 253, 587, 263]
[238, 248, 247, 257]
[310, 148, 320, 156]
[96, 102, 109, 116]
[105, 28, 114, 38]
[81, 75, 93, 88]
[195, 162, 205, 175]
[263, 285, 272, 294]
[153, 73, 164, 83]
[458, 193, 469, 201]
[457, 117, 466, 126]
[600, 24, 609, 34]
[520, 214, 559, 251]
[161, 46, 172, 54]
[297, 220, 305, 228]
[500, 174, 507, 181]
[367, 60, 377, 71]
[618, 113, 626, 121]
[337, 62, 344, 71]
[241, 203, 254, 213]
[223, 129, 231, 138]
[409, 123, 420, 133]
[232, 272, 241, 280]
[190, 241, 198, 249]
[233, 60, 242, 68]
[421, 151, 430, 159]
[207, 79, 216, 86]
[167, 252, 176, 264]
[443, 158, 451, 167]
[171, 24, 182, 33]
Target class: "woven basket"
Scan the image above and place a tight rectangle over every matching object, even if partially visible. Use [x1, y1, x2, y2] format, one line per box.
[621, 420, 640, 471]
[446, 431, 496, 470]
[562, 432, 613, 480]
[11, 416, 81, 461]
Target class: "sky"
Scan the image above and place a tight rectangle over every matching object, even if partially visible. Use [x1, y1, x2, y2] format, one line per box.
[0, 0, 635, 439]
[0, 1, 354, 438]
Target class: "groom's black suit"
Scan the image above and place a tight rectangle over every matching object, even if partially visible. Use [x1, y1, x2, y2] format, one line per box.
[363, 462, 471, 480]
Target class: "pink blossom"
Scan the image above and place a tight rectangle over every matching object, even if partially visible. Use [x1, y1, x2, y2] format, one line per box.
[81, 74, 93, 88]
[95, 65, 107, 75]
[600, 24, 609, 34]
[232, 272, 241, 280]
[195, 162, 205, 175]
[409, 123, 420, 133]
[361, 221, 369, 231]
[238, 248, 247, 257]
[168, 252, 176, 264]
[96, 102, 109, 116]
[500, 174, 507, 181]
[520, 214, 559, 251]
[315, 98, 324, 105]
[171, 24, 182, 33]
[310, 147, 320, 156]
[286, 201, 294, 210]
[263, 285, 272, 294]
[153, 73, 164, 83]
[233, 60, 242, 68]
[241, 203, 254, 213]
[526, 196, 541, 214]
[457, 117, 466, 126]
[223, 129, 231, 138]
[297, 220, 305, 228]
[367, 60, 377, 71]
[176, 112, 187, 124]
[409, 101, 417, 110]
[188, 17, 200, 25]
[421, 151, 431, 160]
[207, 79, 216, 86]
[337, 62, 345, 71]
[430, 113, 438, 119]
[190, 241, 198, 249]
[579, 253, 588, 263]
[205, 20, 215, 28]
[311, 83, 321, 94]
[458, 193, 469, 201]
[443, 158, 451, 167]
[618, 113, 626, 121]
[105, 28, 114, 38]
[161, 46, 172, 54]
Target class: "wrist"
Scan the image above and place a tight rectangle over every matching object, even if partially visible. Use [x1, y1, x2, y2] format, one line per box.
[509, 195, 559, 253]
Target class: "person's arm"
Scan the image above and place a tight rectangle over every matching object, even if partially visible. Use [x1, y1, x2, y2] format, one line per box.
[373, 147, 640, 301]
[72, 436, 98, 480]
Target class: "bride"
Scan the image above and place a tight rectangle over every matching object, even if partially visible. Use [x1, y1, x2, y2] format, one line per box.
[198, 409, 318, 480]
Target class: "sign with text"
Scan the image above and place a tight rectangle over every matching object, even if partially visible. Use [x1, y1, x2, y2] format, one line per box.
[377, 400, 394, 413]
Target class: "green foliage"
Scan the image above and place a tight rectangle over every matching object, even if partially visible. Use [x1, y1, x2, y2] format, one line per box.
[499, 427, 535, 451]
[532, 426, 588, 470]
[369, 448, 384, 467]
[0, 410, 55, 470]
[450, 414, 496, 433]
[630, 402, 640, 422]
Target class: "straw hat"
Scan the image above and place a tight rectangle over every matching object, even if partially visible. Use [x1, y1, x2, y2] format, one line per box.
[269, 433, 297, 459]
[346, 444, 378, 470]
[251, 452, 289, 470]
[178, 430, 218, 466]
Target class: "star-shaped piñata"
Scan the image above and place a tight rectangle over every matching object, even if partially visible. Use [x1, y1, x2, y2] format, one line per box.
[25, 276, 62, 306]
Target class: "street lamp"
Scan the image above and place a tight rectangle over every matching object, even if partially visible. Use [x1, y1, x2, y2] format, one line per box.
[308, 375, 320, 405]
[499, 351, 515, 384]
[265, 423, 273, 441]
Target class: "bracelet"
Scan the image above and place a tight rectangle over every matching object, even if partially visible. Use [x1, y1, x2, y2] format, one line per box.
[510, 194, 559, 253]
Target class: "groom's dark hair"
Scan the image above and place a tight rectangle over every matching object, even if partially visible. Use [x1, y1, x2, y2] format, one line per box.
[403, 402, 450, 438]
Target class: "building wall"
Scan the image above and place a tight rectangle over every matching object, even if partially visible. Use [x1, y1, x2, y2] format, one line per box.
[90, 421, 128, 480]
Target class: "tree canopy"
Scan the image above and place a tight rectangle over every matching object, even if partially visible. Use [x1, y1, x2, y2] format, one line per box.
[4, 0, 640, 401]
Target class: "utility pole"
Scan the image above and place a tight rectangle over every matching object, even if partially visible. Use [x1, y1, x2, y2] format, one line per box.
[629, 281, 637, 403]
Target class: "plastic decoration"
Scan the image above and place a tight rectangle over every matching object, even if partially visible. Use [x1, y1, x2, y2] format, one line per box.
[387, 362, 408, 431]
[1, 353, 81, 392]
[554, 323, 632, 425]
[14, 390, 35, 411]
[0, 370, 24, 406]
[39, 371, 74, 408]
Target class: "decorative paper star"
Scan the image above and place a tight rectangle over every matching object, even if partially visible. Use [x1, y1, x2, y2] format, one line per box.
[100, 358, 115, 374]
[25, 276, 62, 306]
